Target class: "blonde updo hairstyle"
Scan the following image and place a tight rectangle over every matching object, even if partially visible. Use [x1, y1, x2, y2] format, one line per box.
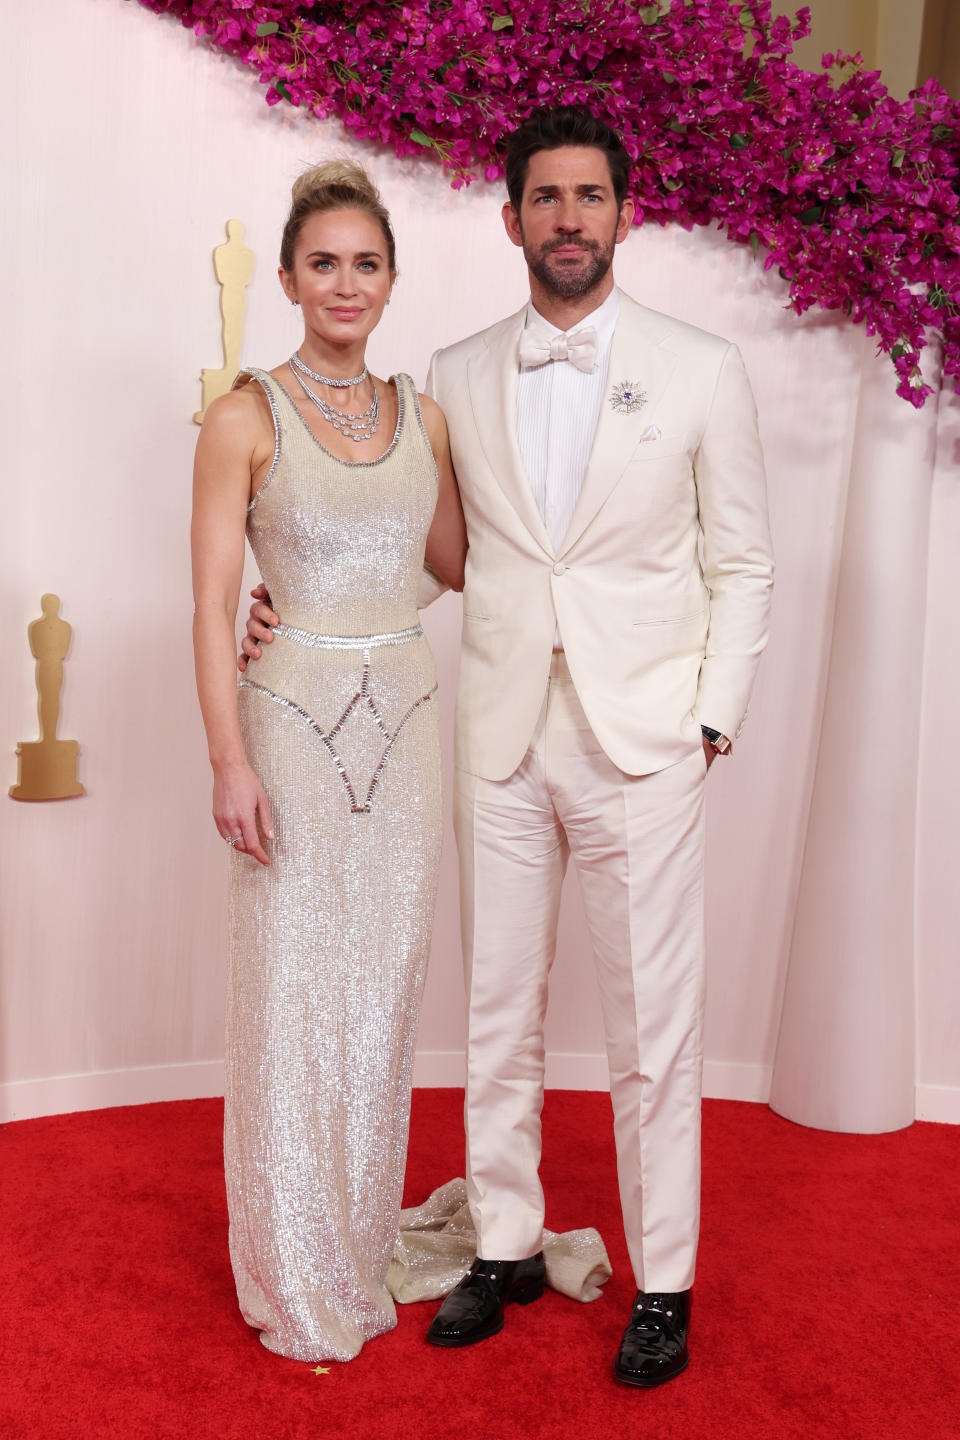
[279, 160, 397, 275]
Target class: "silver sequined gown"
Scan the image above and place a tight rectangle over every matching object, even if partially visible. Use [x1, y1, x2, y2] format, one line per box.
[225, 369, 442, 1362]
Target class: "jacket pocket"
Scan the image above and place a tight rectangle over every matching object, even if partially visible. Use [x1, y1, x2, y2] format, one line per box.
[630, 435, 686, 461]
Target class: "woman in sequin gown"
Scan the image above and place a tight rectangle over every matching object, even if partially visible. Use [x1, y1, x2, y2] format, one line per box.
[191, 163, 466, 1362]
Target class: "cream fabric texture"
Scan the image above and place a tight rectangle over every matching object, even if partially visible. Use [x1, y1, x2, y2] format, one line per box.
[388, 1178, 612, 1304]
[426, 289, 775, 781]
[455, 656, 708, 1292]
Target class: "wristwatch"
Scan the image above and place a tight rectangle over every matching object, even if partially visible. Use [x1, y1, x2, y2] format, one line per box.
[700, 725, 732, 755]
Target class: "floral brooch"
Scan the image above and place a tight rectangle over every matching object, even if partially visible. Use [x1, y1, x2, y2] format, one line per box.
[608, 381, 648, 414]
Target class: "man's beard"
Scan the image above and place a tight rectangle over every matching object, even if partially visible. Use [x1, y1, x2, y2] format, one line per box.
[523, 232, 616, 299]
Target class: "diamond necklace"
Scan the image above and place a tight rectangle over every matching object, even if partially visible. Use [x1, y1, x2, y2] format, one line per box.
[290, 365, 380, 444]
[290, 351, 367, 388]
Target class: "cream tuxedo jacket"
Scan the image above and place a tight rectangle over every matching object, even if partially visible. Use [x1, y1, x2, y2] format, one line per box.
[425, 290, 774, 781]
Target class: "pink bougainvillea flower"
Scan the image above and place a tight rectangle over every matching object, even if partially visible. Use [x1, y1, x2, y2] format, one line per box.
[131, 0, 959, 402]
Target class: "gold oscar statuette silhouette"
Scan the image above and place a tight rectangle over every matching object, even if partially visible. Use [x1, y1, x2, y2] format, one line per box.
[10, 594, 85, 802]
[193, 218, 256, 423]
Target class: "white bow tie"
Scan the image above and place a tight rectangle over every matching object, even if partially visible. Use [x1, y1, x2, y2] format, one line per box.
[518, 324, 598, 374]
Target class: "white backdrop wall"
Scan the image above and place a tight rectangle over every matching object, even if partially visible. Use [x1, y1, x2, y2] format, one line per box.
[2, 0, 957, 1122]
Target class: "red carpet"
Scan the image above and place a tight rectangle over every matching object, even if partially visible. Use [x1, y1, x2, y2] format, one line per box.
[3, 1091, 958, 1440]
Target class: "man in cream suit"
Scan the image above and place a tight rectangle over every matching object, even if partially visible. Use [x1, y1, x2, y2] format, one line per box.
[244, 106, 773, 1385]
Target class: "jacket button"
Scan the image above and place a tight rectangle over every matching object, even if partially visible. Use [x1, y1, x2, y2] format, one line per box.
[553, 562, 567, 576]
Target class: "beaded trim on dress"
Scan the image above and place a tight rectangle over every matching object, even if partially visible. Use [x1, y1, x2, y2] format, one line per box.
[239, 659, 437, 815]
[274, 623, 423, 650]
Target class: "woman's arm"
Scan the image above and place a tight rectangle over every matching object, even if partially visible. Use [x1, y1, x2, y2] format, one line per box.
[191, 390, 274, 865]
[420, 394, 467, 593]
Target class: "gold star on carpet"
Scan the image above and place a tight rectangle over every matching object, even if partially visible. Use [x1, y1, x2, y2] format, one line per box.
[310, 1365, 330, 1376]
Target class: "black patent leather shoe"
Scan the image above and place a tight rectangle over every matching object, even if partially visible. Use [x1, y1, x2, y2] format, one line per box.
[426, 1252, 546, 1347]
[613, 1289, 691, 1388]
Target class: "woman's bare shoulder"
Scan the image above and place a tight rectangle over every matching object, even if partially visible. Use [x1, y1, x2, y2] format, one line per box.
[202, 380, 272, 441]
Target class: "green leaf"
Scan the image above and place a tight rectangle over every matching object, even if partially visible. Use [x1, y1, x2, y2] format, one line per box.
[891, 148, 906, 169]
[491, 13, 514, 30]
[662, 71, 677, 85]
[749, 229, 760, 257]
[891, 343, 907, 361]
[928, 284, 947, 309]
[666, 119, 687, 134]
[662, 176, 682, 191]
[409, 128, 433, 147]
[730, 133, 750, 150]
[932, 124, 952, 140]
[799, 204, 823, 224]
[256, 21, 280, 37]
[275, 79, 292, 101]
[639, 4, 659, 23]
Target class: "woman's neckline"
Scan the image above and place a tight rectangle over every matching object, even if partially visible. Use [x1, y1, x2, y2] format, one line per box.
[268, 369, 405, 469]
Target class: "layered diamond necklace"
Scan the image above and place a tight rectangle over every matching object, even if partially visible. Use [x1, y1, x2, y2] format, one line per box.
[289, 351, 379, 443]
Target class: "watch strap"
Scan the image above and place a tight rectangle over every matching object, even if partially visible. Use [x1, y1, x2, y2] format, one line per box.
[700, 725, 732, 754]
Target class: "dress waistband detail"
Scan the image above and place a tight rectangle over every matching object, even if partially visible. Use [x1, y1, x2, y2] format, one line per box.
[274, 622, 423, 650]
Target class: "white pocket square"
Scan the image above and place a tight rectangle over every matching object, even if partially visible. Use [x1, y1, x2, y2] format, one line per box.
[639, 425, 661, 443]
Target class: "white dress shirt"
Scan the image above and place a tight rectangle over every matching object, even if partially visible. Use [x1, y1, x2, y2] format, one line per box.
[516, 286, 620, 553]
[516, 286, 620, 647]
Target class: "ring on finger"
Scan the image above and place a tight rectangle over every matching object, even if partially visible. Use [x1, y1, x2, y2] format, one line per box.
[225, 834, 243, 847]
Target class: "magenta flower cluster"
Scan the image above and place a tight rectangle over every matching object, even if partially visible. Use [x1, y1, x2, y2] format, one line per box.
[134, 0, 960, 405]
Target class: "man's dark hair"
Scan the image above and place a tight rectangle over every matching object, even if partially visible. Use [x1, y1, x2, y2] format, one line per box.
[504, 106, 631, 213]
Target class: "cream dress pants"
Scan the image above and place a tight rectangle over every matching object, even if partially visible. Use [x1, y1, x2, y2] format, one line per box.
[454, 652, 707, 1294]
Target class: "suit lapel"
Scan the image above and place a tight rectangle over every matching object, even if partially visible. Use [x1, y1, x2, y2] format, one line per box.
[466, 308, 555, 557]
[559, 294, 679, 555]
